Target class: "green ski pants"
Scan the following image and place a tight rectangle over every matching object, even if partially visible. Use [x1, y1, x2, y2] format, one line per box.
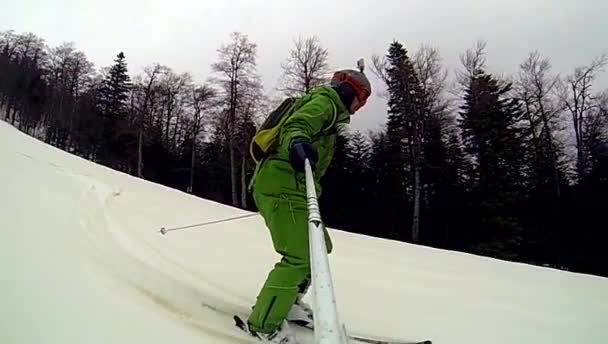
[247, 192, 333, 334]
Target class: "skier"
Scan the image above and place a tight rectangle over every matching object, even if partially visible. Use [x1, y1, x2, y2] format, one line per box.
[243, 68, 372, 343]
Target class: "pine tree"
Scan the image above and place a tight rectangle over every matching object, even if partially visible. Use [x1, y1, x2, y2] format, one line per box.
[443, 129, 473, 249]
[95, 52, 133, 170]
[367, 129, 400, 238]
[421, 111, 450, 245]
[347, 131, 376, 232]
[97, 52, 131, 118]
[320, 128, 351, 227]
[383, 40, 425, 242]
[459, 70, 527, 259]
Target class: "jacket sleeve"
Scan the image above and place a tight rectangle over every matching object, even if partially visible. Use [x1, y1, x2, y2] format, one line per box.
[279, 95, 336, 150]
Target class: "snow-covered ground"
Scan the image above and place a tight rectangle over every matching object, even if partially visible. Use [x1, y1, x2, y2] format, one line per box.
[1, 119, 607, 344]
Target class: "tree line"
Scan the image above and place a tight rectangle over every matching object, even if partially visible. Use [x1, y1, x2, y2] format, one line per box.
[1, 29, 607, 277]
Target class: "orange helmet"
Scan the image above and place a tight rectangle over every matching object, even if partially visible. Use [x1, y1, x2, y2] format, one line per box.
[330, 69, 372, 105]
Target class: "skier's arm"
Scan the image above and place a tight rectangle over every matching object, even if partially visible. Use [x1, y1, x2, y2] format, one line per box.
[280, 95, 335, 149]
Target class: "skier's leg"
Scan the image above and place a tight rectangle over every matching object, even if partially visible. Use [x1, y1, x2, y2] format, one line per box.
[247, 193, 313, 334]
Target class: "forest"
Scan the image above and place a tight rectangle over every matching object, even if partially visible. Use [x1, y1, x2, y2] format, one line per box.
[1, 29, 607, 277]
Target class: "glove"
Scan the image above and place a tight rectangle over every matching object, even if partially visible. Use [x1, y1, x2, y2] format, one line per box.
[289, 139, 318, 173]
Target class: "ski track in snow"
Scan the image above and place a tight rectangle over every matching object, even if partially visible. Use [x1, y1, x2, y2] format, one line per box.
[1, 119, 608, 344]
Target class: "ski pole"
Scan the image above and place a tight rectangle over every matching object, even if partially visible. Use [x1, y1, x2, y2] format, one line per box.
[304, 158, 347, 344]
[159, 213, 258, 235]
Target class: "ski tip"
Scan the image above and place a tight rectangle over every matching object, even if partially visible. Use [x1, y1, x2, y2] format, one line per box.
[233, 315, 246, 329]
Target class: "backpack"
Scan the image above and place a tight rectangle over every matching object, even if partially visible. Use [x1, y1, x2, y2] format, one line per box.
[249, 92, 337, 164]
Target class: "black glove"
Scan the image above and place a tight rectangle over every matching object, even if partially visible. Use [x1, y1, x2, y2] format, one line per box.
[289, 139, 318, 173]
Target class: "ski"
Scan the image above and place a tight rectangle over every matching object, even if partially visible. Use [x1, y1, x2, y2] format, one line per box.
[233, 315, 431, 344]
[234, 315, 259, 339]
[349, 335, 432, 344]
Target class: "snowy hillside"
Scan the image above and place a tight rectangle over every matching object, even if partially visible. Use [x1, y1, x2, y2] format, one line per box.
[1, 119, 607, 344]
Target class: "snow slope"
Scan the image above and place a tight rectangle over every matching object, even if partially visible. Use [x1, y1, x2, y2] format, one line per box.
[1, 119, 607, 344]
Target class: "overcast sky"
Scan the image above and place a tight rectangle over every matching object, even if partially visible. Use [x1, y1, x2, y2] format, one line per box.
[2, 0, 607, 132]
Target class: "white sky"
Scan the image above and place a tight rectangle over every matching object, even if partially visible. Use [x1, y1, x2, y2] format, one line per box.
[2, 0, 608, 132]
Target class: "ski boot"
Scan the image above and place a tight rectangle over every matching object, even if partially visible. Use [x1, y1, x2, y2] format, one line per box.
[287, 295, 313, 328]
[235, 316, 298, 344]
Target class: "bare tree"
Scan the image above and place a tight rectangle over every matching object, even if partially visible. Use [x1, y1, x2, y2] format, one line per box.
[211, 32, 258, 207]
[370, 54, 389, 84]
[171, 73, 193, 150]
[155, 70, 192, 149]
[458, 40, 487, 85]
[188, 84, 216, 193]
[237, 74, 265, 208]
[370, 54, 390, 100]
[584, 90, 608, 161]
[408, 45, 450, 242]
[278, 35, 330, 96]
[557, 54, 608, 180]
[134, 63, 168, 177]
[0, 31, 16, 115]
[444, 39, 489, 101]
[0, 30, 18, 60]
[413, 45, 449, 105]
[516, 51, 564, 196]
[43, 42, 95, 147]
[63, 50, 94, 146]
[2, 33, 47, 127]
